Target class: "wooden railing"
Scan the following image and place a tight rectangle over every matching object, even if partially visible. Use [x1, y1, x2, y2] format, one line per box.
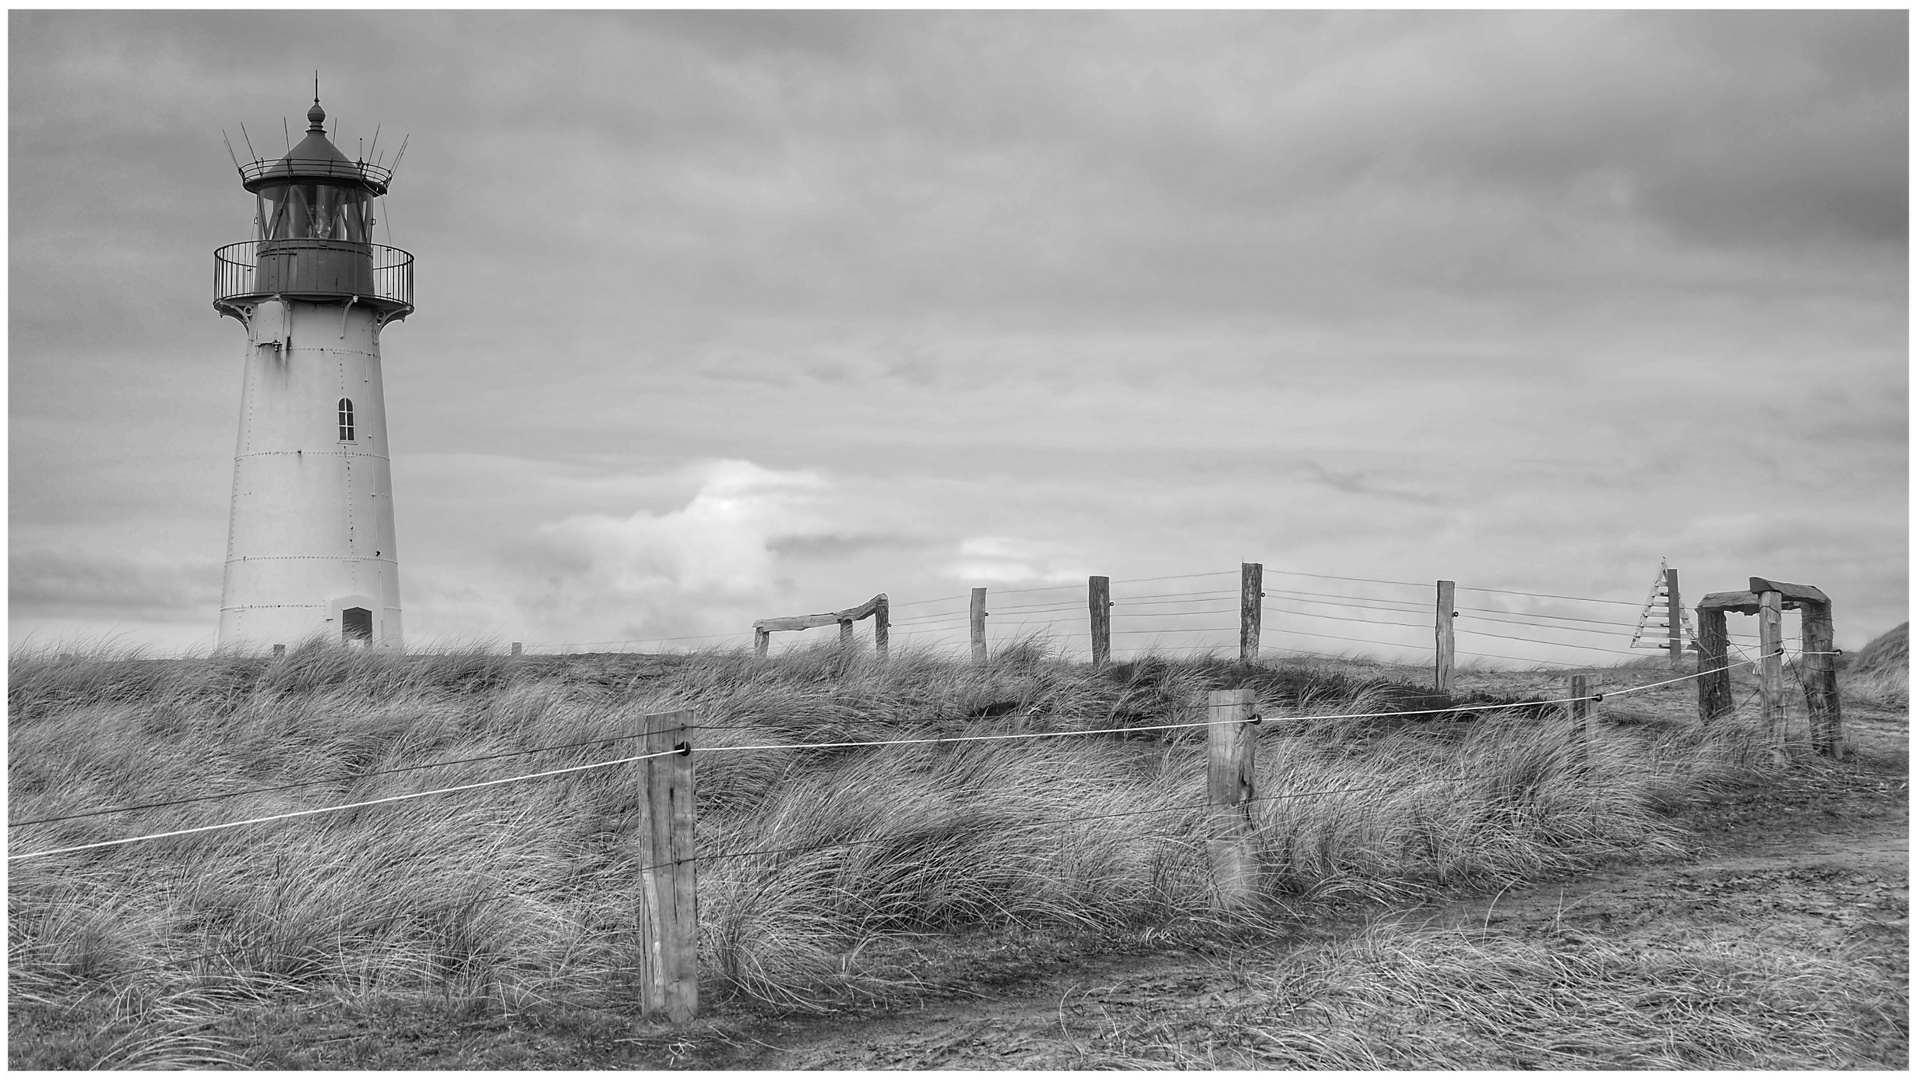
[753, 593, 889, 659]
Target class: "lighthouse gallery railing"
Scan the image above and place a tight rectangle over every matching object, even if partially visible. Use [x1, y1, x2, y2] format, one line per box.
[213, 241, 414, 311]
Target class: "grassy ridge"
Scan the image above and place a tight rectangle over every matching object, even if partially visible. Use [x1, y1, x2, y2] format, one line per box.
[9, 641, 1769, 1067]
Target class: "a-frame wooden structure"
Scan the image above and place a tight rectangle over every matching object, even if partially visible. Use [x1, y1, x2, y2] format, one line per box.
[1696, 576, 1843, 760]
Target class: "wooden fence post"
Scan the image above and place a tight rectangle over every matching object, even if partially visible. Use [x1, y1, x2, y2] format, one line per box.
[1435, 580, 1456, 694]
[1696, 606, 1731, 723]
[1758, 589, 1787, 762]
[753, 628, 769, 659]
[970, 587, 988, 663]
[510, 641, 522, 657]
[272, 643, 286, 658]
[1801, 598, 1844, 759]
[1240, 562, 1263, 663]
[873, 595, 889, 662]
[637, 709, 698, 1025]
[1207, 688, 1259, 910]
[1089, 576, 1112, 665]
[1569, 674, 1594, 753]
[1665, 565, 1683, 669]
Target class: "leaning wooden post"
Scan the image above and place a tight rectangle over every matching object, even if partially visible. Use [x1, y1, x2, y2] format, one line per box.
[1758, 589, 1786, 762]
[1435, 580, 1456, 694]
[1088, 575, 1112, 665]
[1206, 688, 1259, 910]
[838, 617, 854, 652]
[510, 641, 523, 657]
[873, 594, 889, 661]
[1800, 598, 1844, 759]
[970, 587, 988, 663]
[1239, 562, 1263, 663]
[1696, 606, 1732, 723]
[637, 709, 698, 1025]
[1664, 565, 1684, 669]
[753, 628, 770, 659]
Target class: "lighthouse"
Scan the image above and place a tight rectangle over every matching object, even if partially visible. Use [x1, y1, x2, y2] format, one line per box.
[213, 95, 413, 650]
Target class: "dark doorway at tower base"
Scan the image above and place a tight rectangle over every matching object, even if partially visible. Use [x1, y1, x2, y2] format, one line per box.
[342, 607, 373, 644]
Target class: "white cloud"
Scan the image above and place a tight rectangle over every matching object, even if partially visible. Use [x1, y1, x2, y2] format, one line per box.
[496, 460, 832, 644]
[943, 535, 1088, 585]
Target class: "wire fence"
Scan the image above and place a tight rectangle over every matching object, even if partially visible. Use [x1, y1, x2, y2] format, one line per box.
[7, 638, 1815, 1019]
[507, 564, 1799, 669]
[8, 654, 1768, 864]
[10, 563, 1839, 1020]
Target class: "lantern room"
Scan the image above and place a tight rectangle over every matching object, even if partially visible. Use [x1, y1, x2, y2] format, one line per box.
[214, 96, 412, 320]
[245, 99, 388, 241]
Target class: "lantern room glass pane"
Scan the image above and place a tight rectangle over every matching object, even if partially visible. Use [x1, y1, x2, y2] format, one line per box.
[258, 182, 370, 242]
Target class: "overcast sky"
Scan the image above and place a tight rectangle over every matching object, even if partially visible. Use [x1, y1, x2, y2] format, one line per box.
[9, 10, 1908, 665]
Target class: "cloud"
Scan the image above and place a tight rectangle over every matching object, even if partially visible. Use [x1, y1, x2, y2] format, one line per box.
[942, 535, 1089, 585]
[497, 459, 903, 643]
[8, 12, 1905, 659]
[768, 533, 933, 560]
[10, 549, 222, 617]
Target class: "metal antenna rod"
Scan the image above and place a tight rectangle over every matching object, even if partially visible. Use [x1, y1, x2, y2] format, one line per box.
[239, 122, 258, 162]
[388, 134, 410, 179]
[221, 130, 244, 173]
[283, 116, 290, 153]
[368, 123, 381, 165]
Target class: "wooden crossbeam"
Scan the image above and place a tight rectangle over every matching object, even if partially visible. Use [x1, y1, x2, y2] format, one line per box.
[754, 593, 887, 633]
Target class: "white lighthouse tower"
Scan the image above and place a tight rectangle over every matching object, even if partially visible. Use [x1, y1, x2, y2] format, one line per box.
[213, 95, 414, 650]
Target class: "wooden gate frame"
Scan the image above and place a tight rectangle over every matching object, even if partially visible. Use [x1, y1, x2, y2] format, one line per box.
[753, 593, 889, 659]
[1696, 576, 1843, 759]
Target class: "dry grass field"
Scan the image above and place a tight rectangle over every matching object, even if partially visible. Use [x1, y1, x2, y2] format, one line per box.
[7, 633, 1906, 1069]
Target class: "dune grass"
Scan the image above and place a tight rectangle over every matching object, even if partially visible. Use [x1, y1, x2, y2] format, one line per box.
[9, 639, 1783, 1066]
[1061, 919, 1904, 1069]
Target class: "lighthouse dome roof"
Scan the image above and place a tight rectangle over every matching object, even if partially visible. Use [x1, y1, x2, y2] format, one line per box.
[240, 99, 392, 195]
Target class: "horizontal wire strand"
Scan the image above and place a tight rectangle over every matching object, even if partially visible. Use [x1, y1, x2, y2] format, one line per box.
[9, 749, 683, 862]
[1454, 585, 1643, 608]
[10, 727, 672, 829]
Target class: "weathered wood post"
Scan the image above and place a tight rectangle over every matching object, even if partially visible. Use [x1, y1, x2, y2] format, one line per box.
[272, 643, 286, 658]
[1435, 580, 1456, 694]
[753, 628, 770, 659]
[970, 587, 988, 663]
[838, 617, 855, 653]
[1569, 674, 1595, 752]
[510, 641, 522, 657]
[1665, 565, 1684, 669]
[1800, 597, 1844, 759]
[1206, 688, 1259, 909]
[1758, 588, 1787, 762]
[1089, 576, 1112, 665]
[873, 595, 889, 662]
[1240, 562, 1263, 663]
[636, 709, 698, 1025]
[1696, 606, 1732, 723]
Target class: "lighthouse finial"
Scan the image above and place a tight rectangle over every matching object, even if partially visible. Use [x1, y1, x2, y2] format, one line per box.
[307, 74, 326, 133]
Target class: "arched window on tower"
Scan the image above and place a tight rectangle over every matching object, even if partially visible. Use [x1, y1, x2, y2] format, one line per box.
[338, 398, 356, 442]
